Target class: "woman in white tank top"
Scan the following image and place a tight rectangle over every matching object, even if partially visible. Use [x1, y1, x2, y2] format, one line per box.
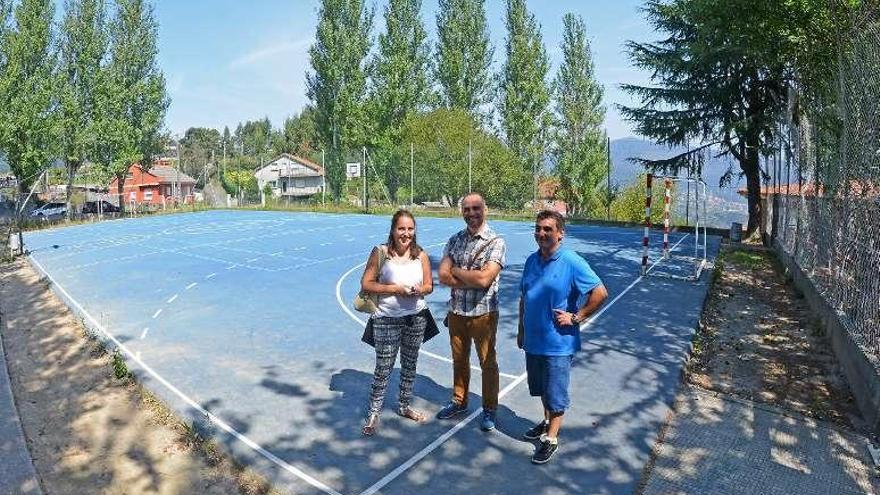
[359, 210, 433, 435]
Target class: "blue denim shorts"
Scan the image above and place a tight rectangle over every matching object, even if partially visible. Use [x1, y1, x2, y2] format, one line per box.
[526, 353, 573, 413]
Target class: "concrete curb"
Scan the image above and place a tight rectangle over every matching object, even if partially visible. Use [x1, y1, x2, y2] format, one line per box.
[0, 298, 43, 495]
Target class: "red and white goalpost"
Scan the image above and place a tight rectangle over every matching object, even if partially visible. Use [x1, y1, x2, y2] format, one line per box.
[641, 173, 708, 280]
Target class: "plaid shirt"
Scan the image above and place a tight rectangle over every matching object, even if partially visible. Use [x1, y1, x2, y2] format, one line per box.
[443, 224, 506, 316]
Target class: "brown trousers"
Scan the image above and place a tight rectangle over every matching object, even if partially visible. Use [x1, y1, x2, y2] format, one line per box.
[447, 311, 499, 410]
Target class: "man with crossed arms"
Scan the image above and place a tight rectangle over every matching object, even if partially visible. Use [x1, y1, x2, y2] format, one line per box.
[437, 192, 506, 432]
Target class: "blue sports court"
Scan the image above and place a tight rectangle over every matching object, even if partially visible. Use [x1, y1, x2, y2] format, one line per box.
[25, 210, 719, 495]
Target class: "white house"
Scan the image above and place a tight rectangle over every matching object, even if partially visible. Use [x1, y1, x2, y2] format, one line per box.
[254, 154, 325, 198]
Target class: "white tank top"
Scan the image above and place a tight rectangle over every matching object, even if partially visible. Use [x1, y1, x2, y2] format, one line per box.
[375, 251, 427, 318]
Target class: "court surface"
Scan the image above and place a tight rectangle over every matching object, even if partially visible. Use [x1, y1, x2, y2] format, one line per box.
[25, 210, 720, 495]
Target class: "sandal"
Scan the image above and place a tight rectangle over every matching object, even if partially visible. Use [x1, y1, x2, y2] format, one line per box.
[397, 407, 427, 423]
[362, 413, 379, 436]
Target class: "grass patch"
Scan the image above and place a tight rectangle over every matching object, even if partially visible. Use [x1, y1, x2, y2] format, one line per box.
[111, 350, 132, 380]
[726, 249, 766, 269]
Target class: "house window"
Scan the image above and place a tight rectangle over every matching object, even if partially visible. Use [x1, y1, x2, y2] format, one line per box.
[165, 186, 172, 196]
[294, 178, 306, 188]
[129, 191, 136, 201]
[144, 189, 153, 201]
[281, 180, 287, 193]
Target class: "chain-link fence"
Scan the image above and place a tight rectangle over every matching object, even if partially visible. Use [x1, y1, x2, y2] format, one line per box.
[767, 8, 880, 365]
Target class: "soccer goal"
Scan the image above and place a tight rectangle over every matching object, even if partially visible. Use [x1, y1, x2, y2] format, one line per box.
[640, 173, 708, 280]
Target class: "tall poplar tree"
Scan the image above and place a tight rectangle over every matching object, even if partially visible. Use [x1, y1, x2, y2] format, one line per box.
[96, 0, 168, 213]
[369, 0, 431, 200]
[307, 0, 373, 200]
[0, 0, 57, 193]
[435, 0, 493, 123]
[58, 0, 107, 219]
[499, 0, 550, 192]
[552, 13, 606, 216]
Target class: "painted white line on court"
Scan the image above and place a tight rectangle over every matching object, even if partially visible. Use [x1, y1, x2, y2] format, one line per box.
[334, 242, 518, 380]
[357, 234, 693, 495]
[247, 257, 260, 263]
[205, 273, 216, 279]
[152, 309, 162, 319]
[167, 294, 178, 304]
[320, 242, 332, 246]
[140, 327, 149, 339]
[271, 251, 283, 256]
[185, 282, 197, 290]
[225, 265, 237, 270]
[28, 256, 345, 495]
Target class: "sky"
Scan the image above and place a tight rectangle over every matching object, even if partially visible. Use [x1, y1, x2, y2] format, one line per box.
[154, 0, 656, 140]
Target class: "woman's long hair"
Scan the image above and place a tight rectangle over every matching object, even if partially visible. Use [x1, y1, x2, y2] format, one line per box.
[386, 209, 422, 259]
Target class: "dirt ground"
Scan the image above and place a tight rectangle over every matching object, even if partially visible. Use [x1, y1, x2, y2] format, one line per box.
[0, 259, 277, 495]
[687, 244, 867, 431]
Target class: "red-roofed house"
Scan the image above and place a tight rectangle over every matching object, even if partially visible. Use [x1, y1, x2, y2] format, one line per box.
[109, 163, 197, 205]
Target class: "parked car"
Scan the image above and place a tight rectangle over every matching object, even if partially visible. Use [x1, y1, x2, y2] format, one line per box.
[82, 200, 120, 214]
[29, 202, 67, 219]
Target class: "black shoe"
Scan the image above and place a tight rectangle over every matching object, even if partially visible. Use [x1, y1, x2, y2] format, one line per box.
[522, 420, 548, 440]
[531, 438, 559, 464]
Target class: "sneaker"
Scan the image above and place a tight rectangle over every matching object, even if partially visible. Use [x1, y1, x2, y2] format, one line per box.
[479, 409, 496, 431]
[436, 401, 467, 420]
[531, 436, 559, 464]
[522, 420, 548, 440]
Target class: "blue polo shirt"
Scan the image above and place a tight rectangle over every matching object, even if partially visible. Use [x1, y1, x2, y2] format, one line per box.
[520, 247, 603, 356]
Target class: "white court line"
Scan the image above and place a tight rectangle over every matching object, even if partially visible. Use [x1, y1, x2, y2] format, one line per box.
[247, 257, 260, 263]
[167, 294, 178, 304]
[225, 265, 237, 270]
[28, 256, 345, 495]
[205, 273, 217, 279]
[356, 234, 693, 495]
[152, 309, 162, 319]
[334, 243, 519, 380]
[140, 327, 149, 339]
[185, 282, 197, 290]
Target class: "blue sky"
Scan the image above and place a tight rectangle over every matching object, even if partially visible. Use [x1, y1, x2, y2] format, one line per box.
[155, 0, 655, 140]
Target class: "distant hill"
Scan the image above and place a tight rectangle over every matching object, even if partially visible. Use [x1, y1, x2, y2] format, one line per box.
[609, 137, 747, 228]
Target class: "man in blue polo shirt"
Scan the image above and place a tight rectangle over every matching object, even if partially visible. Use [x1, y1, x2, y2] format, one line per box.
[518, 210, 608, 464]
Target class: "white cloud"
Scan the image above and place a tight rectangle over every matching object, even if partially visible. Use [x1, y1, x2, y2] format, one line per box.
[227, 38, 312, 71]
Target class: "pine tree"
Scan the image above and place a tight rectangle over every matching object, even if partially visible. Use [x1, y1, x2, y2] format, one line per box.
[58, 0, 108, 219]
[499, 0, 550, 198]
[553, 13, 606, 217]
[369, 0, 431, 200]
[435, 0, 493, 123]
[0, 0, 57, 193]
[307, 0, 373, 200]
[95, 0, 168, 213]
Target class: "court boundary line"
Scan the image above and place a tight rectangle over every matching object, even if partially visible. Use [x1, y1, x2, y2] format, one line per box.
[334, 243, 520, 380]
[27, 255, 345, 495]
[355, 233, 693, 495]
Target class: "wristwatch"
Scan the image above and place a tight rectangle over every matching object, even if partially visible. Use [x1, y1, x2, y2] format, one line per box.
[571, 312, 582, 325]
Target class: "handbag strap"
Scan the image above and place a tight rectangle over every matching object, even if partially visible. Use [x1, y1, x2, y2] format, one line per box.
[373, 244, 387, 280]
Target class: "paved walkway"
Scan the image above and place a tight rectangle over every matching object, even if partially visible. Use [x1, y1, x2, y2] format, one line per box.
[0, 315, 42, 495]
[642, 384, 879, 495]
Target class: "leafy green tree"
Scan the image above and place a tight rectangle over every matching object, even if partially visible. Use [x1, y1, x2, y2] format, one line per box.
[239, 117, 273, 160]
[95, 0, 168, 213]
[435, 0, 493, 123]
[0, 0, 57, 193]
[58, 0, 107, 219]
[400, 108, 529, 209]
[552, 13, 607, 217]
[273, 107, 317, 157]
[307, 0, 373, 200]
[620, 0, 840, 236]
[180, 126, 221, 184]
[499, 0, 550, 197]
[609, 173, 667, 223]
[368, 0, 432, 201]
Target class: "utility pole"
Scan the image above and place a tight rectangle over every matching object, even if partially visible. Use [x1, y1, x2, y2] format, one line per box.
[606, 135, 611, 220]
[468, 140, 472, 193]
[362, 147, 367, 213]
[410, 142, 414, 208]
[321, 149, 325, 206]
